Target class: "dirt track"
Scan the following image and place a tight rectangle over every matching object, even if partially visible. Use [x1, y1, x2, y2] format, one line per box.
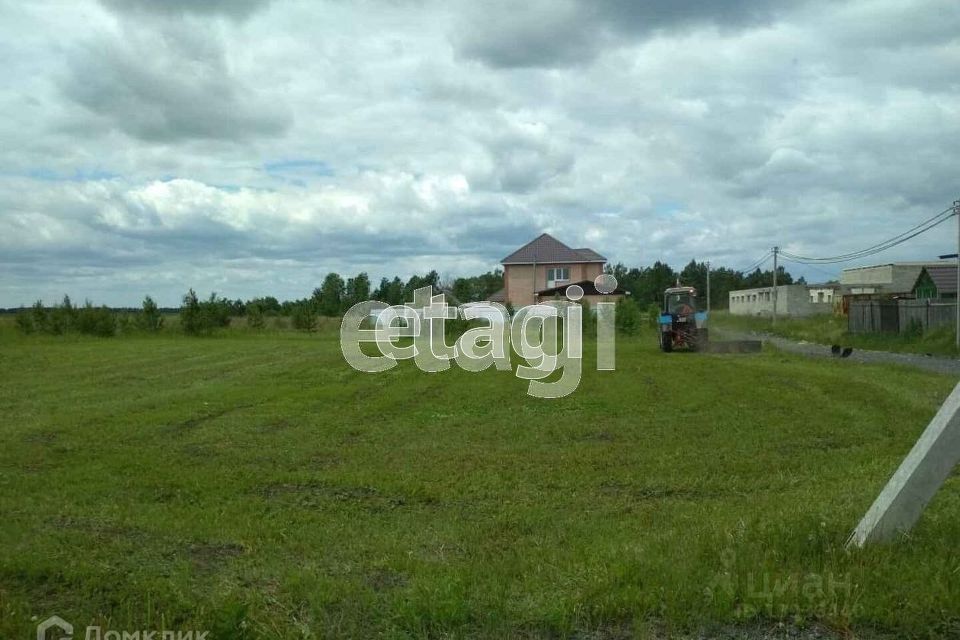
[715, 329, 960, 377]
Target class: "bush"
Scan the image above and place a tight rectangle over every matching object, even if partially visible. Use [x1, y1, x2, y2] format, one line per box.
[49, 295, 76, 335]
[444, 313, 472, 340]
[180, 289, 232, 335]
[246, 303, 266, 330]
[30, 300, 49, 334]
[14, 308, 35, 334]
[291, 304, 317, 332]
[904, 317, 924, 338]
[75, 302, 117, 337]
[646, 302, 662, 329]
[616, 298, 642, 335]
[15, 297, 115, 337]
[137, 295, 164, 332]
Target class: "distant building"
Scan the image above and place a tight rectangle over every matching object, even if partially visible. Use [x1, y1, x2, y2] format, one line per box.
[839, 262, 954, 298]
[491, 233, 614, 307]
[806, 283, 840, 304]
[728, 284, 835, 317]
[911, 265, 958, 300]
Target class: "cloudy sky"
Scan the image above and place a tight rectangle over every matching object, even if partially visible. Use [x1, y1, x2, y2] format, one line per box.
[1, 0, 958, 306]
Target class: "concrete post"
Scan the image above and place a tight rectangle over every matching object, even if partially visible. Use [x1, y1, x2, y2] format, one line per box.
[848, 380, 960, 546]
[772, 247, 778, 326]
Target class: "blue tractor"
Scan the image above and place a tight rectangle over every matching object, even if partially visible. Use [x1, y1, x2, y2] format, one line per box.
[658, 286, 709, 352]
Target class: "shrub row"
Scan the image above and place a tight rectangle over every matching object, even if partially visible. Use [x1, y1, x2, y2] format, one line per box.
[15, 295, 164, 338]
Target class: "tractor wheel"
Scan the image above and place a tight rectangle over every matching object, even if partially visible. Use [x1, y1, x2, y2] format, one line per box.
[660, 332, 673, 352]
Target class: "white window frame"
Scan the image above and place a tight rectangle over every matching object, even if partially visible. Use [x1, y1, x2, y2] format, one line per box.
[546, 267, 570, 288]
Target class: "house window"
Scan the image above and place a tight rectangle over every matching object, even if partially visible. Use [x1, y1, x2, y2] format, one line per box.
[546, 267, 570, 287]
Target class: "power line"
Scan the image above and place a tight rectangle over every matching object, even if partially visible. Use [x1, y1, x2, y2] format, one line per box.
[737, 251, 772, 274]
[780, 206, 955, 264]
[778, 255, 839, 281]
[781, 207, 953, 263]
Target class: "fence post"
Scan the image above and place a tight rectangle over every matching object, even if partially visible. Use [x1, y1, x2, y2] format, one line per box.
[848, 381, 960, 546]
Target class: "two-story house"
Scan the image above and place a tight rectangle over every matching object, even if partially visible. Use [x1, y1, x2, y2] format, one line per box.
[489, 233, 613, 307]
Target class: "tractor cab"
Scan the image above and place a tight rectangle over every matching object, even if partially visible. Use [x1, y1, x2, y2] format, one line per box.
[658, 286, 708, 352]
[664, 287, 698, 316]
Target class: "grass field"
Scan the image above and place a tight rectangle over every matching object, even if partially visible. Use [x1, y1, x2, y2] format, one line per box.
[1, 322, 959, 638]
[711, 311, 960, 357]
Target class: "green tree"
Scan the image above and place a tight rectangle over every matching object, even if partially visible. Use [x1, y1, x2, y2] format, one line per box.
[403, 271, 439, 300]
[344, 272, 371, 310]
[450, 269, 505, 302]
[180, 289, 231, 335]
[246, 301, 266, 329]
[30, 300, 49, 334]
[14, 307, 35, 334]
[137, 295, 164, 331]
[75, 301, 116, 337]
[291, 303, 318, 331]
[646, 302, 662, 328]
[49, 295, 76, 334]
[605, 262, 629, 284]
[680, 260, 708, 296]
[615, 298, 642, 336]
[318, 273, 345, 316]
[643, 261, 677, 304]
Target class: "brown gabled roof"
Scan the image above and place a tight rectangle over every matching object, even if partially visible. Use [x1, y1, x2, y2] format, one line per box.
[501, 233, 606, 265]
[574, 248, 606, 261]
[919, 265, 958, 295]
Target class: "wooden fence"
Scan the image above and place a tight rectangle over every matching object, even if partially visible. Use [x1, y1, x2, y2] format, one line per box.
[848, 299, 957, 334]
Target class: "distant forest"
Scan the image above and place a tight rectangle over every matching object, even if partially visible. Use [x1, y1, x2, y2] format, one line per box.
[5, 259, 797, 317]
[230, 259, 796, 315]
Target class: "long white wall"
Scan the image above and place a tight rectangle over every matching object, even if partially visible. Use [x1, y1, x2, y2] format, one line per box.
[729, 284, 833, 317]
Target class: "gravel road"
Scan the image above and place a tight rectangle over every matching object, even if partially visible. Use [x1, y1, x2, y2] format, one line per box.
[715, 329, 960, 377]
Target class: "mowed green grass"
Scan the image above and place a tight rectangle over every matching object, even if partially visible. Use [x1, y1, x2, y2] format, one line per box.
[1, 326, 959, 638]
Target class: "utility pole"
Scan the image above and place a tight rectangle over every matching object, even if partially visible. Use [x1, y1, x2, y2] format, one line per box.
[955, 200, 960, 350]
[772, 246, 779, 326]
[706, 261, 711, 312]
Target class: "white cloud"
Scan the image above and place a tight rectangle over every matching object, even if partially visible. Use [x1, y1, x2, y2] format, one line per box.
[0, 0, 958, 305]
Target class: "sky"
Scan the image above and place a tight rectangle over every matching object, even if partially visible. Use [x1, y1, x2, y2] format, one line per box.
[1, 0, 959, 307]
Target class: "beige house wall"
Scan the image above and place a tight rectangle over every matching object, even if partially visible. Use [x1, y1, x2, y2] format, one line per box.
[504, 262, 606, 306]
[573, 294, 624, 307]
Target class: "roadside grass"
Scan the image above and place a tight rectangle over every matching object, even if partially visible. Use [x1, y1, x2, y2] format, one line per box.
[711, 311, 960, 357]
[0, 324, 959, 638]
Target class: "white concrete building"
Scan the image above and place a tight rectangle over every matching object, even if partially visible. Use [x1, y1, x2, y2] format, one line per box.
[807, 283, 840, 304]
[729, 284, 834, 317]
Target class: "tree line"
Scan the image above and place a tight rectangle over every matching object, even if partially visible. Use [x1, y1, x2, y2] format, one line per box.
[12, 260, 797, 337]
[607, 259, 799, 308]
